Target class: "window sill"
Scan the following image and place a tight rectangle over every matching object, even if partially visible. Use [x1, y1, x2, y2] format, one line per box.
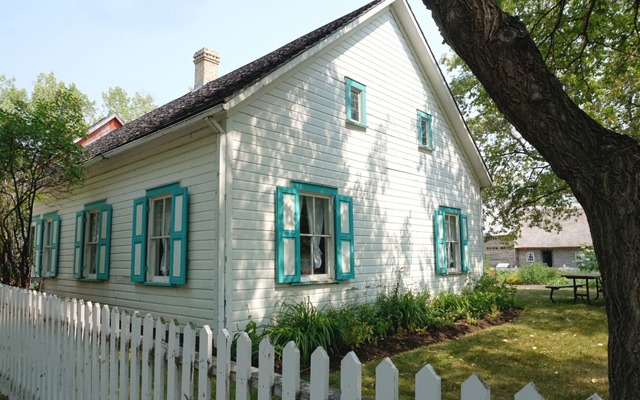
[142, 281, 174, 287]
[346, 120, 367, 130]
[78, 278, 102, 282]
[418, 145, 434, 153]
[437, 272, 466, 276]
[291, 280, 342, 286]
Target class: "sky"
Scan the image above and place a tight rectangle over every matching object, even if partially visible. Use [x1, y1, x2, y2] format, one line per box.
[0, 0, 450, 109]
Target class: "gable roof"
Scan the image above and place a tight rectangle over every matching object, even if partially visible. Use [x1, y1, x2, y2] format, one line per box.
[515, 210, 592, 249]
[85, 0, 383, 159]
[84, 0, 491, 187]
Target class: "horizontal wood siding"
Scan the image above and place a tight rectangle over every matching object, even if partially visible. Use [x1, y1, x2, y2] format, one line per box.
[229, 9, 483, 327]
[32, 125, 219, 328]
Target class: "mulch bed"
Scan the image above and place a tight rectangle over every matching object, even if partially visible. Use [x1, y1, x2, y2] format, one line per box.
[333, 308, 523, 367]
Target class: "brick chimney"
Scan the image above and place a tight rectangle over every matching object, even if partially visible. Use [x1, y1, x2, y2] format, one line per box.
[193, 48, 220, 89]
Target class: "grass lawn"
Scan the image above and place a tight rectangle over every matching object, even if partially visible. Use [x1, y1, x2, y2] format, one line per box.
[329, 287, 608, 400]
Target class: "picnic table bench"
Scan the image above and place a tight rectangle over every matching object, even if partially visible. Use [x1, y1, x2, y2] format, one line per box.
[545, 283, 584, 303]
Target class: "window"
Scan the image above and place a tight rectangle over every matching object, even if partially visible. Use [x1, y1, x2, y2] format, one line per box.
[345, 77, 366, 127]
[131, 183, 188, 285]
[275, 182, 354, 283]
[73, 201, 112, 280]
[434, 207, 469, 274]
[526, 252, 535, 263]
[417, 110, 434, 150]
[32, 213, 61, 277]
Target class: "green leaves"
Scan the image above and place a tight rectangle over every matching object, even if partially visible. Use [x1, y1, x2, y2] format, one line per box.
[100, 86, 156, 123]
[444, 0, 639, 236]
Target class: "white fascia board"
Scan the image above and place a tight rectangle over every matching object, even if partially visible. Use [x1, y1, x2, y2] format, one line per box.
[392, 0, 493, 188]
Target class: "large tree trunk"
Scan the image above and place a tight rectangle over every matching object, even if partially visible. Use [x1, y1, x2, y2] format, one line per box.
[422, 0, 640, 398]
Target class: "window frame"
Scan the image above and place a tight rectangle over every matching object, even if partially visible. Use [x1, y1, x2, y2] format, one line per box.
[131, 182, 188, 286]
[33, 212, 61, 278]
[526, 252, 535, 263]
[434, 206, 469, 275]
[73, 201, 112, 281]
[417, 110, 434, 150]
[275, 182, 354, 284]
[345, 77, 367, 128]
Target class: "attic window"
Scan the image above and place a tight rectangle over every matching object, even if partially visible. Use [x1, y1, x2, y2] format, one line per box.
[417, 110, 434, 150]
[345, 78, 366, 127]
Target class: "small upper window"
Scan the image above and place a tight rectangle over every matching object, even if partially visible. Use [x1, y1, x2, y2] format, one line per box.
[345, 77, 366, 127]
[417, 110, 433, 150]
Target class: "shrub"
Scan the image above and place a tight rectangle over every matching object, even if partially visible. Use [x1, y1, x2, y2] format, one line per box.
[516, 262, 566, 284]
[577, 244, 599, 272]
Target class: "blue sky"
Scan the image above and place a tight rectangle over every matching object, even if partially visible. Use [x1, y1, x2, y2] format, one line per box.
[0, 0, 449, 108]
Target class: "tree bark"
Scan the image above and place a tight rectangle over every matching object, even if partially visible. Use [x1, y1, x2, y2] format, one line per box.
[421, 0, 640, 398]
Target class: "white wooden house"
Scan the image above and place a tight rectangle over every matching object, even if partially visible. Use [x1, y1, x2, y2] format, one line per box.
[30, 0, 491, 332]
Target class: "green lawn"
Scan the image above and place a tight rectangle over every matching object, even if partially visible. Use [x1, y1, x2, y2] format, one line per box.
[329, 288, 608, 400]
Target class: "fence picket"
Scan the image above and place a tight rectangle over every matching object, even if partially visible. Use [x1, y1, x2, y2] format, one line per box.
[415, 364, 441, 400]
[119, 311, 131, 400]
[154, 317, 168, 400]
[235, 332, 252, 400]
[515, 382, 544, 400]
[84, 301, 94, 400]
[130, 311, 142, 400]
[310, 347, 329, 400]
[92, 302, 102, 399]
[258, 337, 275, 400]
[216, 328, 231, 400]
[375, 358, 399, 400]
[76, 300, 85, 399]
[181, 323, 196, 399]
[110, 307, 121, 399]
[461, 373, 490, 400]
[198, 325, 213, 400]
[282, 341, 300, 400]
[340, 352, 362, 400]
[142, 313, 155, 400]
[167, 320, 181, 400]
[101, 305, 111, 400]
[586, 395, 604, 400]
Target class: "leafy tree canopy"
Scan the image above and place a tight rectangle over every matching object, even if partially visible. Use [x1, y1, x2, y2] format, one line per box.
[100, 86, 157, 123]
[442, 0, 639, 237]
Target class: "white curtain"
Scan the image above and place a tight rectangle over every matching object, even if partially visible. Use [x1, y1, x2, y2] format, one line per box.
[307, 198, 325, 270]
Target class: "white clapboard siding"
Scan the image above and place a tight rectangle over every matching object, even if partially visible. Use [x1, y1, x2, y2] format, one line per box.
[0, 285, 604, 400]
[228, 8, 483, 327]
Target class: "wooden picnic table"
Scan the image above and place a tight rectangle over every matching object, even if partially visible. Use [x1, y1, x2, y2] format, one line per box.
[561, 272, 602, 304]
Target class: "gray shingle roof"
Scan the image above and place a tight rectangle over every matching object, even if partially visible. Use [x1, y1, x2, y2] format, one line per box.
[86, 0, 383, 159]
[515, 210, 593, 249]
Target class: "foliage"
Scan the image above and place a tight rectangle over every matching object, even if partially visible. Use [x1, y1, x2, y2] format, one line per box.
[0, 77, 87, 287]
[495, 262, 568, 285]
[100, 86, 156, 123]
[442, 0, 639, 237]
[576, 244, 599, 272]
[252, 278, 517, 367]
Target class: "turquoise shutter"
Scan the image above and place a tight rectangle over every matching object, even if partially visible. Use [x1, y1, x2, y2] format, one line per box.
[434, 209, 447, 274]
[73, 211, 85, 279]
[33, 217, 43, 277]
[96, 204, 112, 281]
[335, 195, 355, 280]
[131, 197, 147, 283]
[169, 187, 188, 285]
[49, 214, 61, 277]
[275, 186, 300, 283]
[460, 213, 470, 273]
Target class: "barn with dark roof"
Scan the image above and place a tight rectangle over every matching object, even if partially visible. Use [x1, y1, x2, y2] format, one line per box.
[31, 0, 491, 331]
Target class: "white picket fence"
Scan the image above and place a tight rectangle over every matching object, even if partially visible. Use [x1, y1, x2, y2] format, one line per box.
[0, 285, 603, 400]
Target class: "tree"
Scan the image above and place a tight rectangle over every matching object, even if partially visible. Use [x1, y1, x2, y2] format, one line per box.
[421, 0, 639, 397]
[0, 77, 87, 288]
[442, 0, 639, 237]
[100, 86, 156, 123]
